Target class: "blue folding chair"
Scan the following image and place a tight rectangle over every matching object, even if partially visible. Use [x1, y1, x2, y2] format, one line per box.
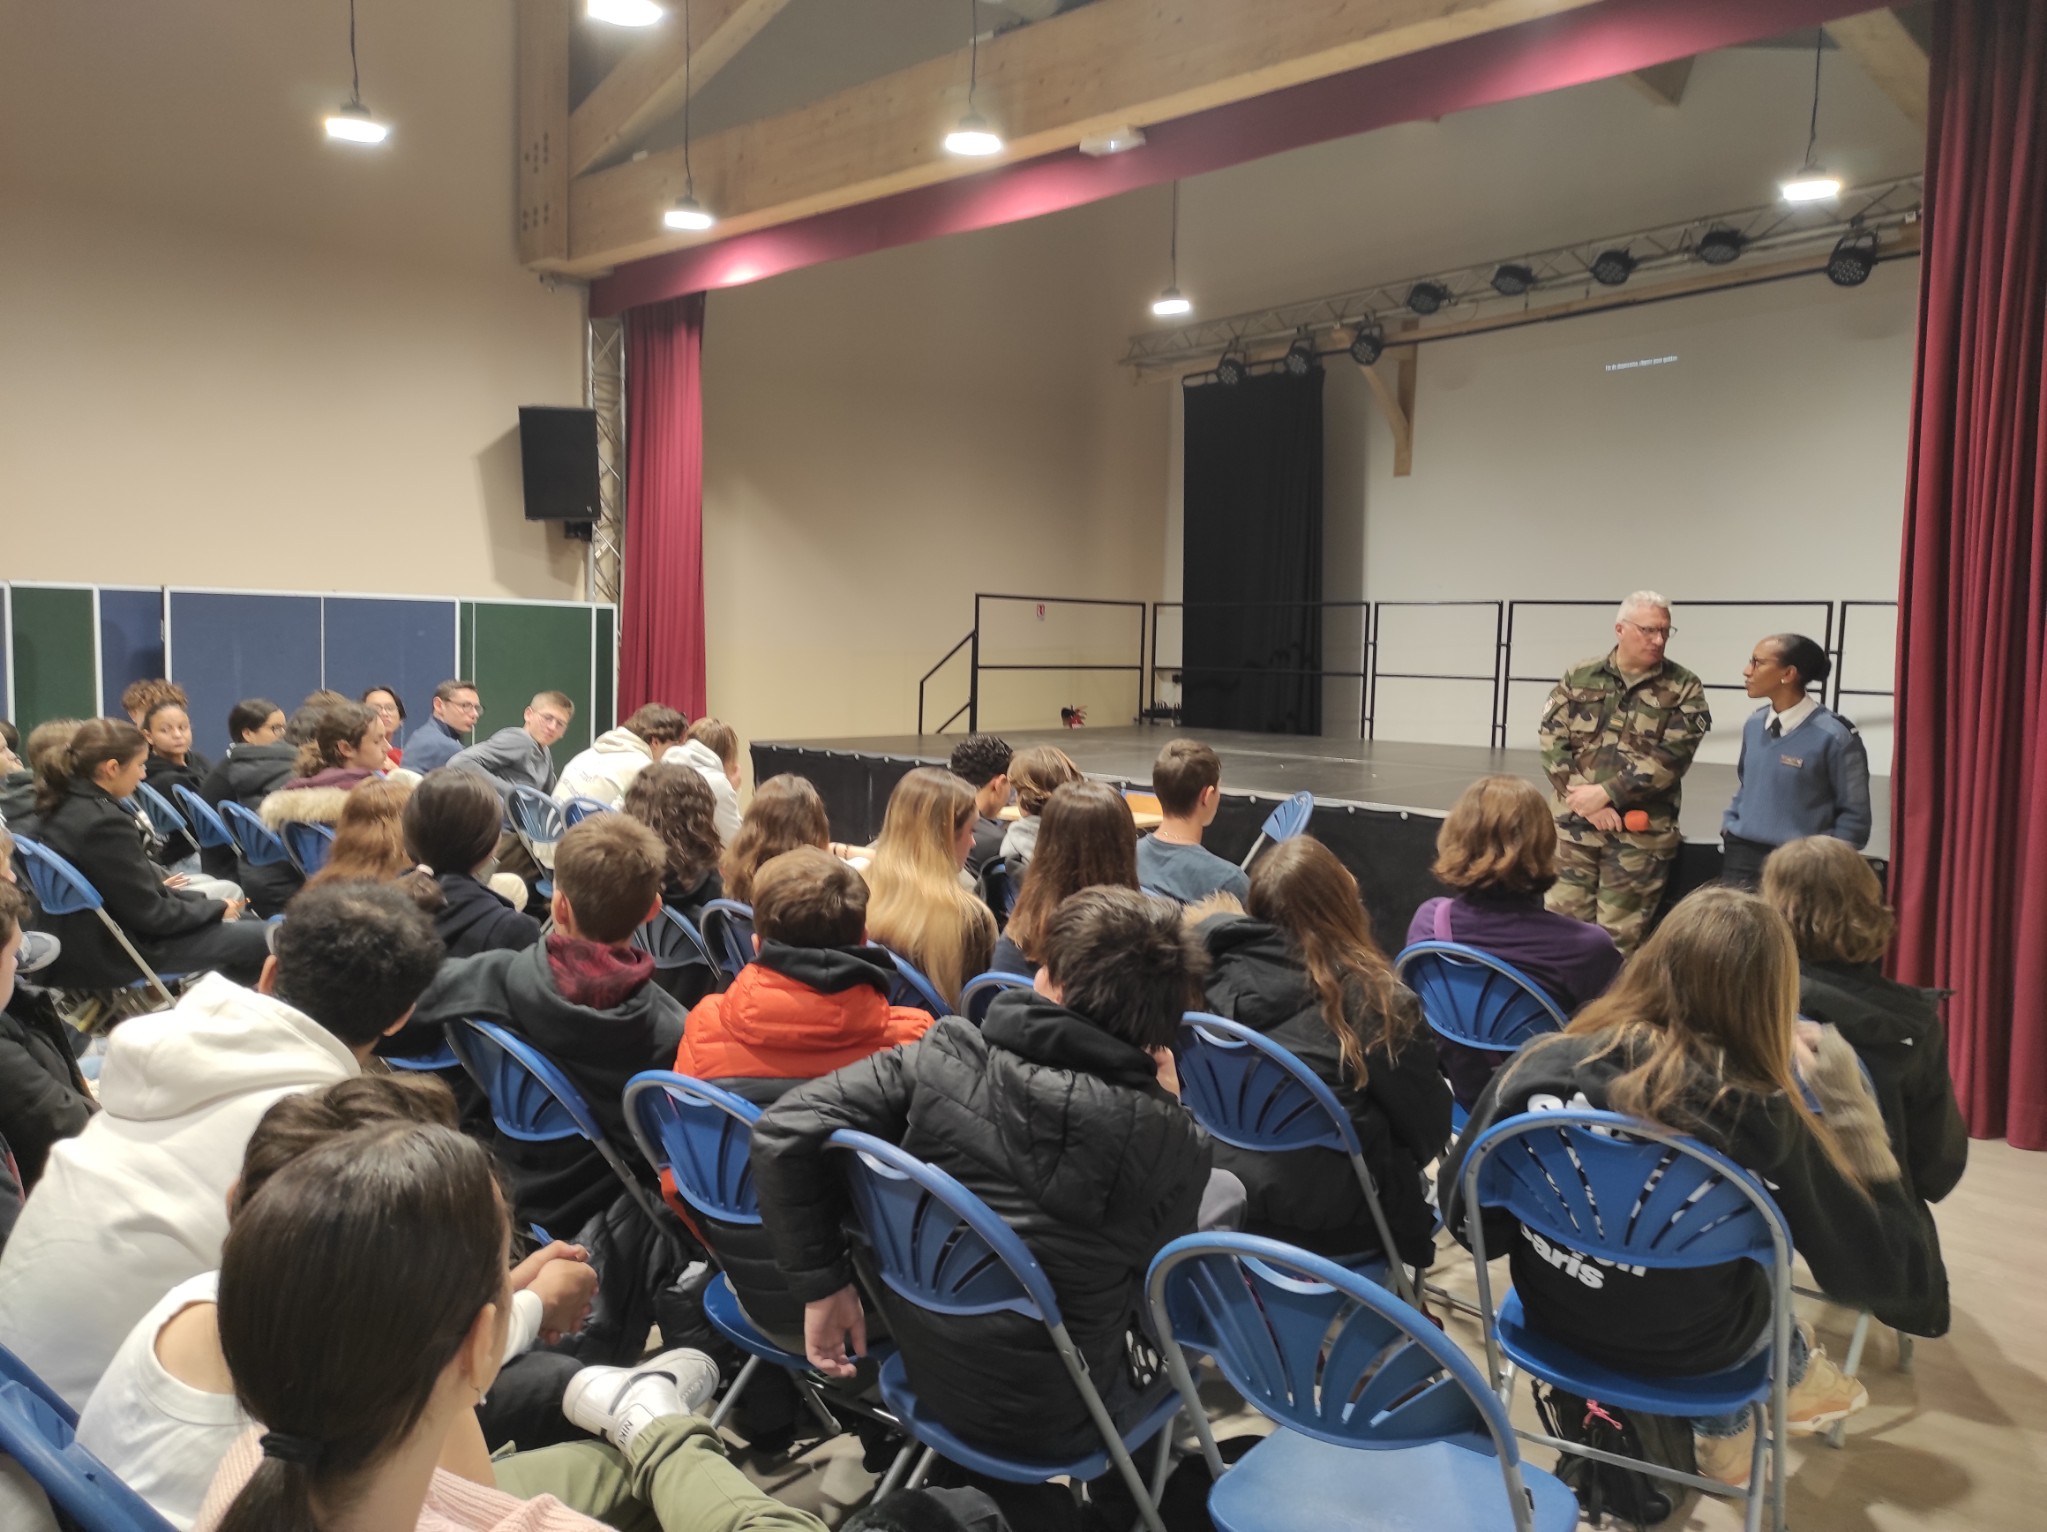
[636, 905, 721, 985]
[0, 1376, 175, 1531]
[1238, 789, 1315, 870]
[1394, 941, 1567, 1126]
[282, 821, 335, 877]
[10, 836, 181, 1005]
[507, 786, 566, 862]
[132, 783, 188, 847]
[960, 970, 1033, 1024]
[0, 1342, 77, 1428]
[1458, 1109, 1793, 1532]
[447, 1019, 675, 1244]
[562, 795, 615, 827]
[878, 947, 953, 1016]
[387, 1040, 462, 1072]
[827, 1129, 1178, 1528]
[699, 899, 757, 982]
[1173, 1012, 1415, 1303]
[1147, 1234, 1577, 1532]
[169, 785, 234, 852]
[218, 801, 290, 868]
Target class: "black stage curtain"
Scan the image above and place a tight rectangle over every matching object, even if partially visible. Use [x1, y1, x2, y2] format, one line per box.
[1181, 369, 1324, 734]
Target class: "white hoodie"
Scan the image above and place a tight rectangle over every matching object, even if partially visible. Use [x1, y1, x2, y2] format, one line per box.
[551, 726, 656, 810]
[663, 738, 743, 845]
[0, 974, 358, 1410]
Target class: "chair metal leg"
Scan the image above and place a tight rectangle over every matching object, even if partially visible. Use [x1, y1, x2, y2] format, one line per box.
[1896, 1331, 1914, 1373]
[708, 1355, 761, 1430]
[874, 1442, 930, 1498]
[904, 1445, 938, 1491]
[96, 909, 174, 1006]
[1824, 1308, 1876, 1448]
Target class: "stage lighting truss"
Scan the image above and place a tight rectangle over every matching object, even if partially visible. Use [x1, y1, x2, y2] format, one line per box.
[1282, 334, 1320, 375]
[1122, 175, 1921, 376]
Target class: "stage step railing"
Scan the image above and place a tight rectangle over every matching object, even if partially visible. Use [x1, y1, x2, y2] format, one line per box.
[917, 629, 974, 736]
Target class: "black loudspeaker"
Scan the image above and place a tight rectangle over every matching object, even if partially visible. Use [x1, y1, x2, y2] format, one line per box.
[518, 406, 600, 522]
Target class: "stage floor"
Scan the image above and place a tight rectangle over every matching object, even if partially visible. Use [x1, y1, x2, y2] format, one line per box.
[759, 725, 1891, 858]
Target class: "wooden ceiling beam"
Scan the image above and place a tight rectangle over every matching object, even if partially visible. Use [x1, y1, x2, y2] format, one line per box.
[1824, 8, 1929, 132]
[558, 0, 1605, 277]
[517, 0, 573, 267]
[568, 0, 794, 178]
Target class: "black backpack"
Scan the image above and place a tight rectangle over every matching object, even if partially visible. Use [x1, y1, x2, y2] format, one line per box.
[1532, 1382, 1697, 1529]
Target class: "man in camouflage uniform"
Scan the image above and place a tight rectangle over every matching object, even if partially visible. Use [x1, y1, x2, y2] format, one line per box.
[1538, 591, 1711, 953]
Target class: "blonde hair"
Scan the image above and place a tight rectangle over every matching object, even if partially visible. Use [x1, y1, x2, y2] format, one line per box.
[1762, 837, 1895, 965]
[865, 767, 995, 1004]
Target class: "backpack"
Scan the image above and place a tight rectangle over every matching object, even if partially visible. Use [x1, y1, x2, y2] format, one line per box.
[1532, 1382, 1697, 1528]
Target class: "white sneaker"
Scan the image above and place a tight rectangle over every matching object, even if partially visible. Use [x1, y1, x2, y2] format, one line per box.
[635, 1347, 722, 1414]
[564, 1354, 718, 1454]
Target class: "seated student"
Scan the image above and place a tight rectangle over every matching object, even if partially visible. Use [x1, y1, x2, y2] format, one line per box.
[555, 703, 688, 810]
[990, 781, 1137, 976]
[753, 887, 1212, 1460]
[140, 700, 212, 869]
[0, 880, 442, 1410]
[450, 690, 574, 798]
[74, 1075, 604, 1528]
[194, 1120, 819, 1532]
[1440, 886, 1939, 1485]
[121, 678, 186, 729]
[1136, 737, 1250, 904]
[405, 770, 544, 958]
[864, 767, 997, 1008]
[664, 717, 743, 844]
[195, 699, 293, 880]
[0, 879, 94, 1195]
[720, 774, 834, 903]
[28, 719, 270, 990]
[402, 814, 683, 1237]
[402, 678, 485, 774]
[1763, 836, 1966, 1332]
[623, 763, 725, 1007]
[1407, 774, 1624, 1106]
[259, 700, 389, 832]
[998, 745, 1081, 872]
[362, 686, 410, 771]
[671, 847, 933, 1349]
[947, 734, 1012, 876]
[1195, 838, 1450, 1266]
[0, 720, 29, 823]
[0, 717, 83, 841]
[303, 777, 440, 915]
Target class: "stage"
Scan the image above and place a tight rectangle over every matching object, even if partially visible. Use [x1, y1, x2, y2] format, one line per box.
[751, 727, 1890, 946]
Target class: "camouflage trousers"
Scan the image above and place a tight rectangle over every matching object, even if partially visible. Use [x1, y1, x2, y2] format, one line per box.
[1546, 821, 1683, 955]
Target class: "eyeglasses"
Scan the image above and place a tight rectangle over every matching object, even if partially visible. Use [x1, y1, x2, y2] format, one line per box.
[1624, 620, 1676, 639]
[533, 712, 569, 730]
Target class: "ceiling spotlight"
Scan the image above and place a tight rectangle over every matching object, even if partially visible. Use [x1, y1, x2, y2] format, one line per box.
[324, 1, 387, 145]
[944, 112, 1004, 156]
[1781, 173, 1843, 204]
[1152, 286, 1192, 318]
[587, 0, 665, 24]
[1826, 228, 1879, 287]
[1491, 263, 1535, 297]
[1590, 248, 1636, 286]
[1348, 325, 1385, 366]
[1215, 352, 1247, 386]
[1283, 335, 1319, 376]
[1406, 281, 1450, 315]
[1696, 227, 1746, 265]
[663, 194, 716, 231]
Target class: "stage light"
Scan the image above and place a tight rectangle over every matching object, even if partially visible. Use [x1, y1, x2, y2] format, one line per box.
[323, 1, 387, 146]
[1696, 227, 1746, 265]
[663, 194, 716, 231]
[1283, 335, 1319, 376]
[1215, 352, 1247, 386]
[1348, 325, 1385, 366]
[1781, 173, 1843, 204]
[1826, 228, 1878, 287]
[587, 0, 664, 24]
[1491, 263, 1534, 297]
[1152, 286, 1191, 318]
[1406, 281, 1449, 315]
[1590, 248, 1636, 286]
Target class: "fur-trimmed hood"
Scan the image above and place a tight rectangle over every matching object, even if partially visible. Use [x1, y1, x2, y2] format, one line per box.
[259, 784, 351, 829]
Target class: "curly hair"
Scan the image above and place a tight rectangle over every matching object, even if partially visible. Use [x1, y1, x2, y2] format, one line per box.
[623, 762, 722, 899]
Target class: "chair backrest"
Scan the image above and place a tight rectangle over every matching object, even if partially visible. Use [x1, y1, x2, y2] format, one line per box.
[698, 899, 756, 980]
[1393, 940, 1568, 1053]
[218, 801, 289, 867]
[0, 1343, 77, 1428]
[282, 820, 335, 877]
[879, 947, 954, 1016]
[624, 1071, 763, 1224]
[976, 857, 1014, 921]
[169, 785, 234, 850]
[1173, 1012, 1359, 1157]
[961, 969, 1033, 1023]
[1148, 1233, 1521, 1458]
[386, 1041, 461, 1073]
[446, 1018, 606, 1145]
[132, 783, 187, 845]
[636, 905, 719, 974]
[1458, 1108, 1787, 1275]
[0, 1378, 176, 1531]
[562, 795, 615, 827]
[507, 786, 565, 846]
[10, 836, 102, 916]
[1260, 789, 1315, 845]
[826, 1129, 1056, 1322]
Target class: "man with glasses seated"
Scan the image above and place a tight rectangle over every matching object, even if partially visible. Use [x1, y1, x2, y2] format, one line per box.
[449, 690, 574, 799]
[1537, 590, 1710, 954]
[399, 679, 485, 773]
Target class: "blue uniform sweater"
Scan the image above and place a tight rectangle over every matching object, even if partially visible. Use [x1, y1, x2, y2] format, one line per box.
[1722, 704, 1872, 849]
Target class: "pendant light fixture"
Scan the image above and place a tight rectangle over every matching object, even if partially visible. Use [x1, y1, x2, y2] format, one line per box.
[662, 0, 716, 231]
[944, 1, 1003, 157]
[324, 0, 389, 144]
[1151, 182, 1192, 318]
[587, 0, 666, 25]
[1780, 30, 1842, 203]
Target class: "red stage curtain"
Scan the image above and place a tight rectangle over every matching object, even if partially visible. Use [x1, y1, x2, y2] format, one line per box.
[1893, 0, 2047, 1147]
[619, 294, 708, 719]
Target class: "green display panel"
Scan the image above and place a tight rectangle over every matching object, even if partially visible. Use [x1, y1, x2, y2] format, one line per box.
[10, 585, 99, 733]
[459, 602, 599, 751]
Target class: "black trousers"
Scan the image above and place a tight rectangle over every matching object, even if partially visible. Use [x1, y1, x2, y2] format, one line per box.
[1719, 833, 1775, 891]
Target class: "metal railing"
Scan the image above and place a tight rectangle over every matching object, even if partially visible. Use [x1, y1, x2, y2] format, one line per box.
[1367, 600, 1504, 743]
[1831, 600, 1898, 713]
[915, 594, 1147, 735]
[1151, 599, 1372, 734]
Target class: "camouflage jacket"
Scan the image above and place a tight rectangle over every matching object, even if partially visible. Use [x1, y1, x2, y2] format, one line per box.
[1539, 650, 1711, 830]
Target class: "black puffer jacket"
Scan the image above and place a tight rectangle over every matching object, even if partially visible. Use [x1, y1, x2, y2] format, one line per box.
[0, 989, 95, 1188]
[752, 994, 1210, 1457]
[1197, 915, 1451, 1266]
[196, 742, 298, 884]
[434, 871, 543, 958]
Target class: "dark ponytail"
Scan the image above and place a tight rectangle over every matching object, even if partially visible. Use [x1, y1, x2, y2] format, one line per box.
[1768, 633, 1831, 692]
[34, 718, 145, 814]
[214, 1122, 506, 1532]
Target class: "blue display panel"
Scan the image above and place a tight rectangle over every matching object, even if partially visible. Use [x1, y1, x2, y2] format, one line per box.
[98, 588, 166, 717]
[319, 597, 460, 743]
[167, 591, 324, 756]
